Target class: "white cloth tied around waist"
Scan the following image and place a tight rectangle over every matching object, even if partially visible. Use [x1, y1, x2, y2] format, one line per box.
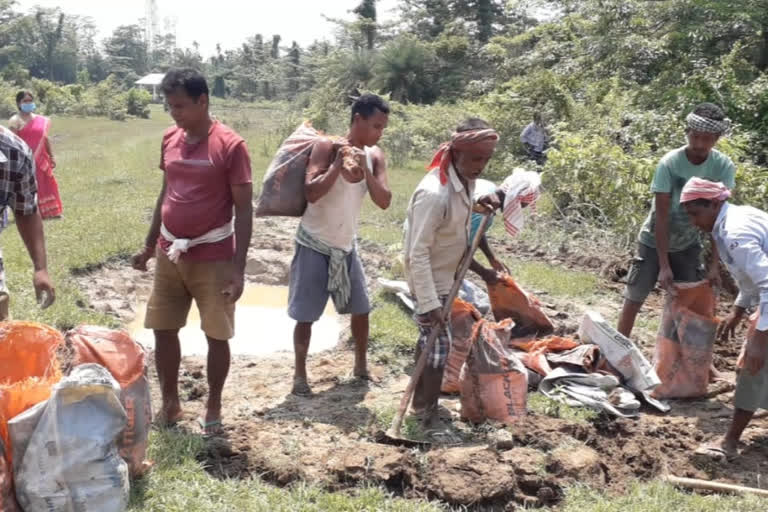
[160, 220, 234, 263]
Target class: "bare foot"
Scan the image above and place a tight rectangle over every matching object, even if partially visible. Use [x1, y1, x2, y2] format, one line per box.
[291, 376, 312, 396]
[352, 366, 380, 384]
[156, 402, 184, 427]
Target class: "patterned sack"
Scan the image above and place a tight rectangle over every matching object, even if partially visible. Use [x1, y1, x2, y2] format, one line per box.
[460, 319, 528, 424]
[652, 281, 717, 399]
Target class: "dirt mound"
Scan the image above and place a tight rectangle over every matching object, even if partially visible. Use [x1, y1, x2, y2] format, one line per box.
[156, 345, 768, 509]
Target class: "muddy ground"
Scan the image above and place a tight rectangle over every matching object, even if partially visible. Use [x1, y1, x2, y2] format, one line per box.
[75, 216, 768, 510]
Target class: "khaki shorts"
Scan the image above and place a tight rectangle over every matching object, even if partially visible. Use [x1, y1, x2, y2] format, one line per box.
[144, 249, 235, 340]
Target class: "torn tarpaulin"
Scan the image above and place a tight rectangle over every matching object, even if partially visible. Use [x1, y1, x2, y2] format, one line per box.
[539, 367, 641, 418]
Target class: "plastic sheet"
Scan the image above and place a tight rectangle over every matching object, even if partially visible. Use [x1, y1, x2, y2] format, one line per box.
[12, 364, 129, 512]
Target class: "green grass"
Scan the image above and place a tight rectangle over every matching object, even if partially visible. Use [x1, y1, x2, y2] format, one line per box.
[129, 428, 441, 512]
[527, 392, 599, 423]
[561, 481, 766, 512]
[369, 291, 420, 367]
[506, 260, 599, 298]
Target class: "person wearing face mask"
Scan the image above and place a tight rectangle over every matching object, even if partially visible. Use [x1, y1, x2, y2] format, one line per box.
[8, 90, 62, 219]
[403, 117, 499, 431]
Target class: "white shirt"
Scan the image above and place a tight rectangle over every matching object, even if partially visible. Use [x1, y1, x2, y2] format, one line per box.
[712, 202, 768, 330]
[520, 122, 547, 152]
[300, 147, 373, 252]
[403, 164, 474, 314]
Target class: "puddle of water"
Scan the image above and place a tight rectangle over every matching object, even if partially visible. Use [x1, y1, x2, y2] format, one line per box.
[129, 285, 341, 356]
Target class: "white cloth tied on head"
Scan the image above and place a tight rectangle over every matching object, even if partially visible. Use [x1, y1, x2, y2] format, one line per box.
[500, 168, 541, 237]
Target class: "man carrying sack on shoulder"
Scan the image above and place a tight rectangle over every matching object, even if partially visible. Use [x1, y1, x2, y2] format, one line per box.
[681, 179, 768, 462]
[132, 68, 253, 436]
[289, 94, 392, 396]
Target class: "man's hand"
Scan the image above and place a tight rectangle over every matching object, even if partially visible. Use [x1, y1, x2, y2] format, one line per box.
[478, 266, 499, 285]
[132, 246, 155, 271]
[426, 307, 445, 328]
[744, 330, 768, 376]
[33, 269, 55, 309]
[718, 306, 746, 342]
[475, 192, 502, 214]
[658, 264, 676, 295]
[221, 271, 245, 303]
[489, 258, 509, 275]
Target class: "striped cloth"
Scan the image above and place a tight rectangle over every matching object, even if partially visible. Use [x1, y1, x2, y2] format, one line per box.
[680, 177, 731, 204]
[501, 169, 541, 237]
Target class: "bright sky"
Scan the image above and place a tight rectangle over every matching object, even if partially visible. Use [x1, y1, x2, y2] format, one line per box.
[16, 0, 400, 57]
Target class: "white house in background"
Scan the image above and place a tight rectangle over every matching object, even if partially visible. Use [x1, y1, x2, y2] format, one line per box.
[134, 73, 166, 101]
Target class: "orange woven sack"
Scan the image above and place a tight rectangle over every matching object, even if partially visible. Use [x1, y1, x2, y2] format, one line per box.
[0, 322, 63, 463]
[460, 319, 528, 424]
[68, 325, 152, 477]
[487, 274, 554, 336]
[509, 336, 581, 376]
[441, 299, 483, 394]
[652, 281, 717, 399]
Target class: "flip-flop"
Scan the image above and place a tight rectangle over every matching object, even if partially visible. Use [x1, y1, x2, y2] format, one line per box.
[694, 443, 738, 462]
[198, 417, 224, 437]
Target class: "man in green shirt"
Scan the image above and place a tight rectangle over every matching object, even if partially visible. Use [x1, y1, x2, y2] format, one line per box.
[617, 103, 735, 338]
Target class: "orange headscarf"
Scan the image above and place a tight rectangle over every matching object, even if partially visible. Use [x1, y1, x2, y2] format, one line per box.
[428, 129, 500, 185]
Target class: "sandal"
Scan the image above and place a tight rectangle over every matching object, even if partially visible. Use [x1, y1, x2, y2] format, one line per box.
[694, 443, 738, 462]
[198, 417, 224, 437]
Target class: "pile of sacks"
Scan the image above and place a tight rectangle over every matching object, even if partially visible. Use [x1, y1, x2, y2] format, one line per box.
[382, 274, 671, 424]
[0, 323, 151, 512]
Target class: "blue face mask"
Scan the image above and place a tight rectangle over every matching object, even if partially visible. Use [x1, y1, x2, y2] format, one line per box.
[20, 103, 36, 114]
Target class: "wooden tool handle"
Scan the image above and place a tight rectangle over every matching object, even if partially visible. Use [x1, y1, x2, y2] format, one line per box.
[388, 214, 493, 438]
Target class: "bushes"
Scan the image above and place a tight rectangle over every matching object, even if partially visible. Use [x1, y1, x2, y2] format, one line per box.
[124, 88, 151, 118]
[0, 75, 153, 122]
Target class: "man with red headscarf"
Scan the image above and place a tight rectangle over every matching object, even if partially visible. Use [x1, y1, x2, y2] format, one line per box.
[681, 179, 768, 461]
[403, 118, 499, 432]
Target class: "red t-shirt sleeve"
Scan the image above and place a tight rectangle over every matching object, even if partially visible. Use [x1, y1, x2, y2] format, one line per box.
[227, 140, 252, 185]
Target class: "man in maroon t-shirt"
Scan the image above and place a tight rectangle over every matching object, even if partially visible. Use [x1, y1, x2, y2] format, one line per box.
[132, 68, 253, 435]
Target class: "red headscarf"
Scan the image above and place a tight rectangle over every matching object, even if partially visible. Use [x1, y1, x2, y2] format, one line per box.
[680, 178, 731, 204]
[428, 129, 500, 185]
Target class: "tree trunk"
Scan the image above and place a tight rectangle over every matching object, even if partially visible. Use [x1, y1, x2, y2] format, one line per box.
[757, 26, 768, 71]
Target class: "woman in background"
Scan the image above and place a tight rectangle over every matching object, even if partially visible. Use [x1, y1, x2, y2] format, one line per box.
[9, 90, 62, 219]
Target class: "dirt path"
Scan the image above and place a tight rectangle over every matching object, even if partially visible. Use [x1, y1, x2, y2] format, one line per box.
[74, 217, 768, 509]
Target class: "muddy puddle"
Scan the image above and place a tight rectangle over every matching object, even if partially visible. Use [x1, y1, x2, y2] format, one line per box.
[129, 285, 340, 356]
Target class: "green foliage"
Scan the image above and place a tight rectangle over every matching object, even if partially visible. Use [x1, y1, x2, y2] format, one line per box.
[125, 88, 152, 118]
[373, 35, 436, 103]
[0, 79, 17, 119]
